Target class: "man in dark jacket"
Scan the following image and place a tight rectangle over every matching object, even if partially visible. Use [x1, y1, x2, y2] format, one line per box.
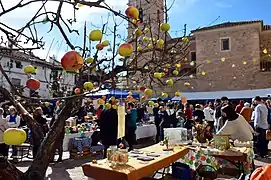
[100, 104, 118, 158]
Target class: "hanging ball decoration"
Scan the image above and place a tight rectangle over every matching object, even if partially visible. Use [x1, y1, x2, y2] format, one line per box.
[61, 51, 83, 70]
[221, 57, 226, 62]
[97, 98, 105, 105]
[26, 78, 40, 91]
[74, 88, 81, 94]
[162, 92, 168, 99]
[125, 6, 139, 19]
[207, 60, 211, 64]
[176, 63, 181, 68]
[140, 86, 146, 92]
[184, 82, 191, 87]
[154, 103, 159, 108]
[83, 82, 94, 90]
[263, 48, 268, 54]
[141, 96, 147, 101]
[24, 65, 36, 74]
[89, 29, 103, 41]
[243, 61, 247, 65]
[44, 102, 50, 107]
[144, 88, 153, 97]
[154, 72, 162, 79]
[105, 103, 111, 109]
[190, 61, 195, 66]
[173, 70, 179, 76]
[126, 95, 134, 102]
[143, 36, 149, 42]
[96, 43, 104, 51]
[102, 40, 110, 47]
[166, 79, 174, 86]
[118, 43, 134, 57]
[160, 23, 170, 32]
[201, 71, 206, 76]
[3, 128, 27, 145]
[86, 57, 94, 64]
[175, 91, 181, 97]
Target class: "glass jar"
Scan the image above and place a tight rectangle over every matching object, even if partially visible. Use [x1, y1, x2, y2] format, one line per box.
[107, 145, 117, 163]
[118, 149, 128, 165]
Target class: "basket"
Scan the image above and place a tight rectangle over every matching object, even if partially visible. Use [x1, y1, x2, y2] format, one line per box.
[196, 165, 217, 180]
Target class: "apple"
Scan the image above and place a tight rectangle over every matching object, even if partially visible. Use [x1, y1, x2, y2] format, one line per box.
[176, 63, 181, 68]
[162, 92, 168, 98]
[166, 79, 174, 86]
[61, 51, 83, 70]
[154, 103, 159, 108]
[134, 28, 143, 36]
[125, 6, 139, 19]
[175, 91, 181, 97]
[154, 72, 162, 79]
[118, 43, 133, 57]
[137, 45, 143, 52]
[86, 57, 94, 64]
[89, 29, 103, 41]
[102, 40, 110, 47]
[182, 37, 189, 43]
[83, 82, 94, 90]
[144, 88, 152, 97]
[148, 44, 153, 49]
[160, 23, 170, 32]
[139, 86, 146, 92]
[24, 65, 35, 74]
[144, 27, 150, 33]
[26, 78, 40, 91]
[3, 128, 27, 145]
[132, 19, 139, 26]
[74, 88, 81, 94]
[157, 39, 164, 45]
[141, 96, 147, 101]
[96, 43, 104, 51]
[161, 72, 165, 77]
[173, 70, 179, 76]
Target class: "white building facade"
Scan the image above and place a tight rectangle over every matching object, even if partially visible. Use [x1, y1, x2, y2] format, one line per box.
[0, 48, 76, 98]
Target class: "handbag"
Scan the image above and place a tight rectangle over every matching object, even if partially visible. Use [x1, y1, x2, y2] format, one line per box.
[266, 129, 271, 141]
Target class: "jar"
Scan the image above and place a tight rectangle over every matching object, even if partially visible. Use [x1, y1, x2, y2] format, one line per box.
[118, 149, 128, 165]
[107, 145, 117, 163]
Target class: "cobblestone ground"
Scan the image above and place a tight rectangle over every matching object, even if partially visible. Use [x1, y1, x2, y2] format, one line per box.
[16, 140, 271, 180]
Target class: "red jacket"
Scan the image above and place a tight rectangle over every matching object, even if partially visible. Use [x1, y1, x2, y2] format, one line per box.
[184, 108, 193, 120]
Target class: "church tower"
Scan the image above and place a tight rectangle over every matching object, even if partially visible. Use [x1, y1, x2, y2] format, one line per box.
[127, 0, 165, 38]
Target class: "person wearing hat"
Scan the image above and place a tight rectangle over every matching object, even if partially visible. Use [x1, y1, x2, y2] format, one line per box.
[6, 106, 21, 161]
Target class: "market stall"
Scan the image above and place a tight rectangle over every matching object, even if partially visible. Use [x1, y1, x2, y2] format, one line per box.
[63, 131, 93, 151]
[135, 124, 157, 140]
[82, 144, 189, 180]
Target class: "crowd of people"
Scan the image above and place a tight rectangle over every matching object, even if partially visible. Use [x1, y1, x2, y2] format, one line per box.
[0, 95, 270, 163]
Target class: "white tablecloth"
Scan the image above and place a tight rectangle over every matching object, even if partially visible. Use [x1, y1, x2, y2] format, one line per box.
[63, 131, 93, 151]
[135, 124, 157, 140]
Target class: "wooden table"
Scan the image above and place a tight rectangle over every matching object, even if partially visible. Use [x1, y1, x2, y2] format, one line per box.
[82, 144, 189, 180]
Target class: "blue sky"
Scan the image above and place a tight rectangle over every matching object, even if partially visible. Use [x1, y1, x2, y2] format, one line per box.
[1, 0, 271, 60]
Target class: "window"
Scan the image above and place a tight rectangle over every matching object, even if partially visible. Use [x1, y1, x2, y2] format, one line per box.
[15, 61, 23, 69]
[11, 78, 21, 86]
[220, 37, 230, 51]
[190, 51, 196, 61]
[260, 58, 271, 72]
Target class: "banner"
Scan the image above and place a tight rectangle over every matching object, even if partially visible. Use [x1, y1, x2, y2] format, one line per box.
[117, 104, 126, 139]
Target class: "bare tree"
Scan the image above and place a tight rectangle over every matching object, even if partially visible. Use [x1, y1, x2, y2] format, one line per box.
[0, 0, 196, 179]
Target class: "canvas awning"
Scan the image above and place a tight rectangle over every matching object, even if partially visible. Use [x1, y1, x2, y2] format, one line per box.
[171, 88, 271, 101]
[86, 89, 140, 99]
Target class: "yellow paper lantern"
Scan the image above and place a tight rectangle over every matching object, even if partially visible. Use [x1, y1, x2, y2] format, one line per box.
[154, 72, 162, 79]
[3, 128, 27, 145]
[24, 65, 35, 74]
[89, 29, 103, 41]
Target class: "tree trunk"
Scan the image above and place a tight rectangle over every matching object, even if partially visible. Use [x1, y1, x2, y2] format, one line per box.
[0, 87, 78, 180]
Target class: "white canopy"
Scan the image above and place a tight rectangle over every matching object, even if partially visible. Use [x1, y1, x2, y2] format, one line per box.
[172, 88, 271, 101]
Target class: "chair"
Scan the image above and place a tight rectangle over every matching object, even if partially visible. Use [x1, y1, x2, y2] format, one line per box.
[16, 143, 33, 161]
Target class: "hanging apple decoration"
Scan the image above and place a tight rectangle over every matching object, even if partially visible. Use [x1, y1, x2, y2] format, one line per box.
[102, 40, 110, 47]
[160, 23, 170, 32]
[86, 57, 94, 64]
[184, 82, 191, 87]
[61, 51, 83, 70]
[97, 98, 105, 105]
[141, 96, 147, 101]
[144, 27, 150, 33]
[125, 6, 139, 19]
[118, 43, 133, 57]
[87, 98, 92, 103]
[162, 92, 168, 99]
[24, 65, 36, 74]
[3, 128, 27, 145]
[74, 88, 81, 94]
[89, 29, 103, 41]
[173, 70, 179, 76]
[83, 82, 94, 90]
[148, 101, 155, 106]
[96, 43, 104, 51]
[26, 78, 40, 91]
[154, 72, 162, 79]
[154, 103, 159, 108]
[143, 36, 149, 42]
[166, 79, 174, 86]
[148, 44, 153, 49]
[175, 91, 181, 97]
[137, 45, 143, 52]
[157, 39, 164, 46]
[144, 88, 153, 97]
